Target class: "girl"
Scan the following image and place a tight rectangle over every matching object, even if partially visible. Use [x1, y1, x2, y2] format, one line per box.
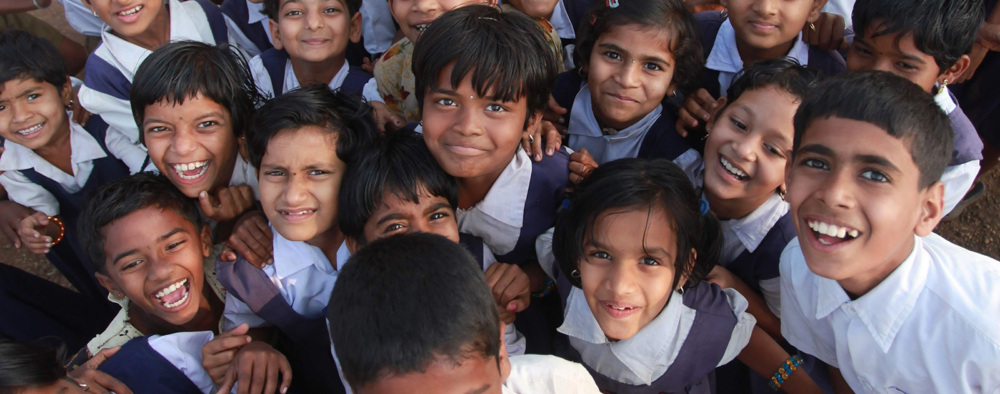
[553, 0, 703, 174]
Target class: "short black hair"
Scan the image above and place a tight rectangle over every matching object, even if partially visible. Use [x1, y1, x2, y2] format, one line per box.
[0, 340, 66, 389]
[262, 0, 361, 21]
[792, 71, 953, 189]
[413, 5, 558, 122]
[716, 57, 823, 117]
[853, 0, 984, 72]
[0, 30, 68, 95]
[246, 84, 377, 170]
[328, 233, 500, 389]
[77, 172, 203, 273]
[552, 158, 722, 290]
[575, 0, 703, 95]
[338, 130, 457, 243]
[131, 41, 264, 145]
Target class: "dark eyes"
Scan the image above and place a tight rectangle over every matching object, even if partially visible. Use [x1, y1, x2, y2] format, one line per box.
[860, 169, 890, 183]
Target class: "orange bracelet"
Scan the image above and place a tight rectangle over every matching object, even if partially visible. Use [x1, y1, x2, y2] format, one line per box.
[48, 216, 65, 246]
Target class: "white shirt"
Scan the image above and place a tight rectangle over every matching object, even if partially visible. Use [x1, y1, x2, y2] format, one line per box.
[935, 86, 980, 215]
[718, 193, 788, 315]
[780, 234, 1000, 393]
[249, 55, 383, 103]
[222, 0, 273, 57]
[822, 0, 856, 28]
[229, 154, 260, 197]
[147, 331, 217, 394]
[479, 250, 526, 356]
[222, 230, 350, 329]
[705, 19, 811, 95]
[58, 0, 105, 37]
[549, 0, 576, 69]
[360, 0, 395, 55]
[456, 149, 532, 257]
[502, 354, 600, 394]
[0, 117, 109, 216]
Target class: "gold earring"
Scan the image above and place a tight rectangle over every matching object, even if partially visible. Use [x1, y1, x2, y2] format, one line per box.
[938, 79, 948, 95]
[809, 22, 816, 31]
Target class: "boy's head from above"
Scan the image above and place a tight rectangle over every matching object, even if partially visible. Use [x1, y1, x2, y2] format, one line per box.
[575, 0, 703, 130]
[263, 0, 362, 65]
[339, 130, 459, 251]
[387, 0, 496, 44]
[82, 0, 169, 49]
[132, 41, 264, 199]
[78, 173, 214, 331]
[553, 158, 721, 341]
[0, 30, 72, 152]
[329, 233, 508, 394]
[703, 58, 821, 220]
[848, 0, 983, 93]
[413, 5, 557, 185]
[721, 0, 826, 60]
[247, 84, 376, 246]
[789, 71, 951, 297]
[0, 341, 88, 394]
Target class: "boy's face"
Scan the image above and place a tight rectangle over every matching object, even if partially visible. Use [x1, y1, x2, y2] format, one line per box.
[847, 27, 945, 93]
[422, 63, 541, 187]
[142, 93, 238, 199]
[721, 0, 824, 56]
[785, 116, 943, 297]
[96, 207, 213, 329]
[503, 0, 559, 19]
[0, 78, 71, 151]
[269, 0, 362, 65]
[703, 86, 795, 218]
[387, 0, 486, 43]
[357, 189, 459, 247]
[84, 0, 166, 41]
[259, 126, 345, 244]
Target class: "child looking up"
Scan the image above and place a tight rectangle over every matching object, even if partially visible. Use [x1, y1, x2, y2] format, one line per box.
[780, 70, 1000, 393]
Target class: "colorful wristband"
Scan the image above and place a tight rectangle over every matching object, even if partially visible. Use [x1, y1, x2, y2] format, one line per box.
[48, 216, 65, 246]
[532, 279, 556, 298]
[768, 355, 803, 391]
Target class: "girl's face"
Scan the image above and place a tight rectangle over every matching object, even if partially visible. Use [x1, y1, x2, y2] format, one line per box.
[579, 205, 685, 341]
[85, 0, 168, 46]
[704, 86, 796, 219]
[722, 0, 824, 58]
[0, 78, 71, 151]
[586, 24, 675, 131]
[387, 0, 486, 43]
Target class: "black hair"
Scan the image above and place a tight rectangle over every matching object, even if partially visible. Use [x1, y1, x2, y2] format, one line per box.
[716, 57, 823, 117]
[413, 5, 558, 123]
[853, 0, 984, 72]
[338, 130, 457, 243]
[792, 70, 953, 189]
[552, 158, 721, 290]
[130, 41, 264, 145]
[246, 84, 377, 170]
[0, 341, 67, 391]
[0, 30, 68, 95]
[262, 0, 362, 21]
[575, 0, 703, 95]
[328, 233, 500, 389]
[77, 172, 204, 273]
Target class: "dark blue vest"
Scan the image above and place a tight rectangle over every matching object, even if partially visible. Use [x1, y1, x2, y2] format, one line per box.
[459, 232, 486, 267]
[220, 0, 274, 54]
[946, 97, 984, 165]
[259, 48, 373, 97]
[723, 212, 794, 295]
[98, 337, 203, 394]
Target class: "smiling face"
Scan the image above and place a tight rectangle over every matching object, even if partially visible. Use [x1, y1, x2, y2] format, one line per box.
[359, 189, 459, 245]
[269, 0, 362, 65]
[502, 0, 559, 19]
[703, 86, 796, 219]
[586, 24, 675, 131]
[846, 27, 943, 93]
[142, 93, 238, 199]
[259, 126, 345, 244]
[84, 0, 169, 47]
[786, 116, 943, 297]
[386, 0, 484, 43]
[722, 0, 824, 60]
[579, 206, 683, 341]
[0, 78, 71, 151]
[96, 207, 212, 329]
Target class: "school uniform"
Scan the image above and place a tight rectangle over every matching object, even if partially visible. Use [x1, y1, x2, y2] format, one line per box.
[460, 233, 528, 356]
[221, 0, 273, 57]
[545, 0, 589, 70]
[248, 50, 381, 103]
[98, 331, 216, 394]
[77, 0, 229, 173]
[696, 11, 846, 98]
[779, 234, 1000, 393]
[58, 0, 104, 37]
[360, 0, 395, 56]
[503, 354, 601, 394]
[218, 229, 350, 393]
[936, 86, 982, 215]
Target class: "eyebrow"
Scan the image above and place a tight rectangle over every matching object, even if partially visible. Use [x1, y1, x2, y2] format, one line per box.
[143, 111, 227, 127]
[111, 228, 187, 265]
[797, 144, 835, 157]
[597, 42, 670, 65]
[856, 36, 927, 65]
[798, 144, 900, 171]
[0, 86, 40, 103]
[424, 202, 452, 215]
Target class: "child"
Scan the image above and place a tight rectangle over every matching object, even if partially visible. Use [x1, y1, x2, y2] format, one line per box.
[0, 340, 127, 394]
[0, 30, 129, 311]
[553, 0, 703, 178]
[77, 0, 230, 173]
[336, 129, 529, 356]
[847, 0, 984, 215]
[221, 0, 273, 58]
[130, 41, 263, 225]
[328, 232, 600, 393]
[780, 71, 1000, 392]
[215, 84, 376, 393]
[504, 0, 591, 69]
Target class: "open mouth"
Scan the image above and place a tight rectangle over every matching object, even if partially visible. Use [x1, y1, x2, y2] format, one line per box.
[720, 156, 749, 181]
[118, 4, 143, 16]
[279, 208, 316, 222]
[807, 220, 860, 246]
[171, 160, 210, 181]
[602, 302, 641, 318]
[154, 278, 190, 310]
[15, 122, 44, 137]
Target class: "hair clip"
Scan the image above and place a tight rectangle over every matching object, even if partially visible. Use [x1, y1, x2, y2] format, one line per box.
[606, 0, 619, 8]
[699, 199, 710, 216]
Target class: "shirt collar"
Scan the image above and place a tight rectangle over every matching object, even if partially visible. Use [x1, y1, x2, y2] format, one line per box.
[934, 85, 957, 115]
[549, 0, 575, 39]
[99, 0, 214, 78]
[567, 83, 663, 139]
[286, 60, 350, 93]
[0, 117, 107, 172]
[705, 18, 810, 75]
[721, 193, 789, 253]
[247, 0, 268, 24]
[461, 149, 531, 228]
[271, 228, 343, 278]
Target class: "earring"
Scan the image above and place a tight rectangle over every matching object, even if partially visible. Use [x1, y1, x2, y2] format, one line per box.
[779, 187, 786, 201]
[809, 22, 816, 31]
[938, 79, 948, 95]
[676, 286, 685, 295]
[720, 9, 728, 20]
[570, 269, 581, 279]
[65, 98, 74, 110]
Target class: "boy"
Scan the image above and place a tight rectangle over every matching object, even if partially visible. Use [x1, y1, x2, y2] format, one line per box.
[328, 233, 600, 394]
[780, 71, 1000, 392]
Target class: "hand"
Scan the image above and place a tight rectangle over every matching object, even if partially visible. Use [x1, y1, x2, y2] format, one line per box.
[223, 210, 274, 267]
[71, 84, 93, 125]
[370, 101, 405, 133]
[675, 89, 717, 138]
[568, 149, 599, 184]
[217, 341, 292, 394]
[202, 323, 253, 385]
[199, 185, 256, 223]
[484, 263, 531, 325]
[361, 56, 375, 74]
[541, 94, 568, 134]
[705, 265, 737, 289]
[68, 347, 133, 394]
[0, 200, 32, 247]
[801, 12, 847, 52]
[521, 120, 563, 162]
[18, 212, 54, 254]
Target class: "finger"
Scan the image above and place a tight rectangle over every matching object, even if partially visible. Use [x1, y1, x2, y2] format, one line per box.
[217, 366, 237, 394]
[91, 370, 133, 394]
[236, 186, 255, 209]
[214, 188, 238, 217]
[85, 346, 121, 368]
[278, 357, 292, 394]
[568, 172, 584, 184]
[264, 357, 279, 394]
[820, 18, 835, 50]
[3, 224, 20, 248]
[520, 132, 532, 154]
[249, 359, 267, 394]
[531, 128, 544, 162]
[543, 123, 561, 156]
[677, 108, 698, 133]
[199, 191, 219, 218]
[230, 237, 267, 268]
[221, 245, 238, 263]
[236, 360, 252, 394]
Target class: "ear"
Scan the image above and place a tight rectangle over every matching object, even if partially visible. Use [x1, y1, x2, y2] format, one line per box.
[807, 0, 829, 23]
[524, 111, 543, 133]
[237, 136, 250, 162]
[497, 321, 512, 381]
[677, 248, 697, 290]
[346, 236, 362, 254]
[914, 181, 945, 236]
[939, 54, 971, 87]
[349, 11, 363, 44]
[703, 96, 727, 134]
[269, 19, 283, 50]
[96, 272, 124, 299]
[199, 223, 213, 258]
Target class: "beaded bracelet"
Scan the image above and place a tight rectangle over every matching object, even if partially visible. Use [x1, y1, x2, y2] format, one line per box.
[768, 355, 803, 391]
[532, 279, 556, 298]
[48, 216, 65, 246]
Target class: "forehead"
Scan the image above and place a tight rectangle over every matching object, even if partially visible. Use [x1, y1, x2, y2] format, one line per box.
[359, 354, 501, 394]
[374, 188, 450, 213]
[726, 87, 799, 135]
[597, 23, 676, 55]
[590, 205, 677, 248]
[102, 207, 197, 253]
[147, 92, 230, 116]
[264, 126, 339, 158]
[800, 116, 916, 165]
[0, 77, 55, 99]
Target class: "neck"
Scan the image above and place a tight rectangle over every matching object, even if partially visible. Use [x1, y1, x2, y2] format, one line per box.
[837, 236, 915, 299]
[734, 36, 795, 66]
[704, 190, 772, 220]
[117, 4, 171, 51]
[290, 56, 345, 87]
[34, 117, 74, 176]
[306, 228, 346, 269]
[456, 164, 507, 210]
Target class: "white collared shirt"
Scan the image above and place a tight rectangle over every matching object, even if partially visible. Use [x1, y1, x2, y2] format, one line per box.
[718, 192, 788, 315]
[58, 0, 105, 37]
[360, 0, 395, 55]
[780, 234, 1000, 393]
[0, 117, 109, 216]
[249, 55, 383, 103]
[230, 154, 260, 197]
[548, 0, 576, 69]
[705, 19, 811, 94]
[456, 149, 532, 257]
[222, 0, 272, 57]
[147, 331, 217, 394]
[502, 354, 600, 394]
[222, 230, 350, 329]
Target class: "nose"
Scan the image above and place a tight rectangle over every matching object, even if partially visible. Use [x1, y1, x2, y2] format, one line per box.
[284, 174, 310, 205]
[147, 255, 176, 284]
[451, 104, 485, 137]
[9, 101, 31, 124]
[604, 260, 638, 299]
[170, 126, 198, 156]
[732, 133, 758, 162]
[306, 8, 322, 30]
[814, 168, 855, 210]
[616, 61, 642, 89]
[751, 0, 778, 15]
[412, 0, 440, 14]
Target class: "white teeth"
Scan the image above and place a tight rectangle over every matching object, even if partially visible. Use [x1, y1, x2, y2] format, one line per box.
[163, 289, 190, 309]
[119, 5, 142, 16]
[415, 24, 428, 31]
[155, 279, 188, 299]
[16, 123, 43, 136]
[171, 161, 208, 180]
[807, 220, 859, 239]
[720, 157, 748, 179]
[284, 209, 312, 216]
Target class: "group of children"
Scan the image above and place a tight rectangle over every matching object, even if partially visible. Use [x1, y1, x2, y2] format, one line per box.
[1, 0, 999, 392]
